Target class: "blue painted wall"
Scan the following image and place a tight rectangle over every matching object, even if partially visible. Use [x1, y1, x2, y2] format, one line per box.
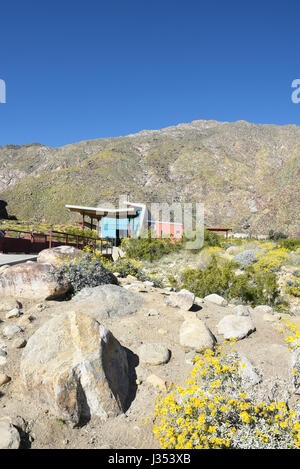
[101, 210, 141, 239]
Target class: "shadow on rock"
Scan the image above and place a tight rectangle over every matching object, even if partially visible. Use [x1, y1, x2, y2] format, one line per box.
[123, 347, 139, 413]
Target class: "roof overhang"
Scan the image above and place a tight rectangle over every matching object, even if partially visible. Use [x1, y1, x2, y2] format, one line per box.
[65, 204, 138, 219]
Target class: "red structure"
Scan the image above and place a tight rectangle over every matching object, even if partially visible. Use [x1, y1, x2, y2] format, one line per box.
[0, 229, 113, 256]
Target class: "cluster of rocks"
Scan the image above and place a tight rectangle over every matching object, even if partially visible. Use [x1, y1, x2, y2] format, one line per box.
[0, 247, 299, 449]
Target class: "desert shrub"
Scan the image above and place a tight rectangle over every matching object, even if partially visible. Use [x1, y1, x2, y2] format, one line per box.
[180, 258, 236, 299]
[254, 248, 290, 273]
[203, 229, 221, 247]
[62, 227, 98, 239]
[230, 268, 283, 306]
[122, 234, 182, 262]
[182, 228, 221, 251]
[233, 249, 260, 268]
[108, 258, 163, 287]
[60, 253, 118, 293]
[153, 348, 300, 449]
[286, 273, 300, 297]
[278, 239, 300, 252]
[269, 230, 288, 241]
[178, 257, 284, 307]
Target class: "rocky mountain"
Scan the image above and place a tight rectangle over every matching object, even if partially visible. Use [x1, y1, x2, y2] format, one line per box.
[0, 119, 299, 236]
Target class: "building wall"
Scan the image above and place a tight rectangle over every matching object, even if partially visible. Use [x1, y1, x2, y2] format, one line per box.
[148, 221, 184, 239]
[101, 210, 142, 238]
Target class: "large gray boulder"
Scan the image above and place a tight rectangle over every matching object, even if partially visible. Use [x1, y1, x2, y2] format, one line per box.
[71, 284, 144, 320]
[0, 262, 71, 300]
[37, 245, 83, 266]
[20, 311, 129, 426]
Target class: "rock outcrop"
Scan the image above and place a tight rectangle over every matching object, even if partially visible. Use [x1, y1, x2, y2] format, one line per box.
[0, 262, 71, 300]
[20, 311, 129, 426]
[37, 246, 83, 266]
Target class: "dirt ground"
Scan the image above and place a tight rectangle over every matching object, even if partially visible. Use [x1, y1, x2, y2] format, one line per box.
[0, 277, 299, 449]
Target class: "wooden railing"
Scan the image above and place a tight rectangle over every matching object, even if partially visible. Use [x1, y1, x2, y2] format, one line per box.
[0, 228, 114, 255]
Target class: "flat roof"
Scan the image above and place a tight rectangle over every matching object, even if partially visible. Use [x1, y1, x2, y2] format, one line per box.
[65, 204, 138, 218]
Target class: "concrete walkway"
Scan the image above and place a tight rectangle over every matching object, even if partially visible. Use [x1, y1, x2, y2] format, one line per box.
[0, 254, 38, 267]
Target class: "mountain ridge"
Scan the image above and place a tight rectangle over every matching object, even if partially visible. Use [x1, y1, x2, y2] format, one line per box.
[0, 119, 299, 236]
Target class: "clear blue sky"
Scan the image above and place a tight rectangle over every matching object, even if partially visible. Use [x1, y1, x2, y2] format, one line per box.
[0, 1, 300, 147]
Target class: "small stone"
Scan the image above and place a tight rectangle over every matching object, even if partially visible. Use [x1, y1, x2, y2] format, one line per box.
[185, 351, 197, 365]
[0, 374, 11, 387]
[2, 325, 22, 339]
[168, 289, 195, 311]
[138, 343, 171, 366]
[0, 349, 7, 366]
[5, 308, 21, 319]
[147, 309, 160, 317]
[11, 338, 27, 349]
[17, 314, 35, 327]
[146, 374, 168, 392]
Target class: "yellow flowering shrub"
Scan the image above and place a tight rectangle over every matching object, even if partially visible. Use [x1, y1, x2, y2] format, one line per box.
[153, 348, 300, 449]
[254, 248, 290, 273]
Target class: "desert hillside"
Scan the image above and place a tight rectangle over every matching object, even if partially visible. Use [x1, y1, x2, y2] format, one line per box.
[0, 120, 299, 236]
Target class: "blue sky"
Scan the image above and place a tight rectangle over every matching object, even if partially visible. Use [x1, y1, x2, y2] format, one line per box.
[0, 1, 300, 147]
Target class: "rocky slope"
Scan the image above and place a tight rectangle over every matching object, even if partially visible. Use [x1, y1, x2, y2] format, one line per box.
[0, 271, 299, 449]
[0, 120, 299, 235]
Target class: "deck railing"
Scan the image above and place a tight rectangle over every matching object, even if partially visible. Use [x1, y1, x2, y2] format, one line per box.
[0, 228, 114, 255]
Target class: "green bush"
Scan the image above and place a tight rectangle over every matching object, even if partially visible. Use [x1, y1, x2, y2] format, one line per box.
[108, 258, 163, 287]
[60, 253, 118, 293]
[278, 238, 300, 251]
[122, 233, 182, 262]
[269, 230, 287, 241]
[178, 257, 286, 308]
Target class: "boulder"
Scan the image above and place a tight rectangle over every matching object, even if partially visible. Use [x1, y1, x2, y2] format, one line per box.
[0, 262, 71, 300]
[37, 246, 83, 266]
[138, 343, 170, 366]
[232, 305, 251, 317]
[0, 420, 20, 449]
[168, 289, 195, 310]
[217, 314, 256, 340]
[71, 284, 144, 320]
[20, 311, 129, 426]
[204, 293, 228, 306]
[253, 305, 274, 315]
[179, 319, 216, 351]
